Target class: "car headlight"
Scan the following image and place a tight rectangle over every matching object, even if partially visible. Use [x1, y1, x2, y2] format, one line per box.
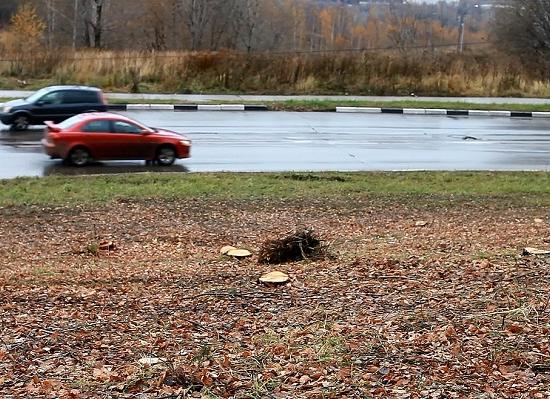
[3, 106, 11, 113]
[180, 139, 191, 146]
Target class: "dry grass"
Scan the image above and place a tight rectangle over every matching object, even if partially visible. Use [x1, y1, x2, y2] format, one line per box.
[0, 49, 549, 96]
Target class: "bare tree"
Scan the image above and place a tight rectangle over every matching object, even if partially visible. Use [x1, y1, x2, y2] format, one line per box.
[235, 0, 262, 53]
[180, 0, 216, 50]
[493, 0, 550, 70]
[208, 0, 239, 50]
[386, 5, 420, 53]
[83, 0, 106, 48]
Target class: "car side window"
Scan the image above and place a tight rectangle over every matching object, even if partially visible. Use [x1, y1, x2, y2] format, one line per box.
[113, 121, 142, 134]
[38, 91, 62, 105]
[61, 91, 83, 104]
[82, 120, 111, 133]
[81, 91, 100, 103]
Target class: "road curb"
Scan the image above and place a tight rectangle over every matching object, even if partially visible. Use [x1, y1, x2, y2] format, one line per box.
[105, 104, 550, 117]
[335, 107, 550, 118]
[108, 104, 269, 112]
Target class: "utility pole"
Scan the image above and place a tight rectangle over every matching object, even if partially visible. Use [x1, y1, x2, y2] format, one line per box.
[457, 0, 467, 53]
[72, 0, 78, 51]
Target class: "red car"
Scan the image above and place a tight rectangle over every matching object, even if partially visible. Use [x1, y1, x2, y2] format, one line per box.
[41, 112, 191, 166]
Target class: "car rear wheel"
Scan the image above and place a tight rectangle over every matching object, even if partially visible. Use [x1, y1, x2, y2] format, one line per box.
[12, 115, 30, 131]
[68, 147, 91, 166]
[156, 146, 176, 166]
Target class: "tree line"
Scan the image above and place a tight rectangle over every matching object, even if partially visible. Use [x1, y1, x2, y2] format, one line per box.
[0, 0, 490, 53]
[0, 1, 548, 80]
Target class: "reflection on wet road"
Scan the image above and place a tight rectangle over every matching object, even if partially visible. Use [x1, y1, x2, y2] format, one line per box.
[1, 111, 549, 179]
[43, 163, 189, 176]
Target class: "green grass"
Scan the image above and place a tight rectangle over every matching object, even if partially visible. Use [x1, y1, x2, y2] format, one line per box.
[0, 172, 549, 207]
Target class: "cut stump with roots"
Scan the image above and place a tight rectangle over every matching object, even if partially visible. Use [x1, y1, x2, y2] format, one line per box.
[258, 228, 324, 264]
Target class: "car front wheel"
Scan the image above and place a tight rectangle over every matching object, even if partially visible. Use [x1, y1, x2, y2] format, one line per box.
[12, 115, 30, 131]
[156, 146, 176, 166]
[68, 147, 91, 166]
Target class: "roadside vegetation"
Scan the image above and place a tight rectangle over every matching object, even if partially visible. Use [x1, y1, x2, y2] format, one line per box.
[0, 2, 548, 98]
[0, 50, 547, 98]
[1, 172, 549, 207]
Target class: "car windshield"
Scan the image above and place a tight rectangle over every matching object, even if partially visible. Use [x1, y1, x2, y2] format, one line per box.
[57, 114, 85, 130]
[25, 87, 52, 103]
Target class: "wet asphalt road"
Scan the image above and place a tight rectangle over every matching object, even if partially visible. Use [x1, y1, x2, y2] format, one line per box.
[1, 111, 549, 179]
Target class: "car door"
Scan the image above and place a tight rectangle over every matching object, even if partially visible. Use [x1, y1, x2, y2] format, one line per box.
[63, 90, 102, 115]
[109, 120, 150, 159]
[79, 90, 105, 112]
[60, 90, 88, 117]
[30, 90, 66, 122]
[79, 119, 113, 160]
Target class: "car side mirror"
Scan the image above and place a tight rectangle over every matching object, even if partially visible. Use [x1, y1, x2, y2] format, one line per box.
[141, 129, 151, 135]
[35, 100, 44, 106]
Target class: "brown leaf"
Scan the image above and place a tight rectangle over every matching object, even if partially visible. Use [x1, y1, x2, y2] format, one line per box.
[507, 324, 523, 334]
[299, 375, 310, 384]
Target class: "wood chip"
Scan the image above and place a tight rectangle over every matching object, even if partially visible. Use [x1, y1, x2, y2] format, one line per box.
[226, 249, 252, 258]
[259, 271, 289, 284]
[220, 245, 237, 255]
[522, 247, 550, 256]
[99, 241, 116, 251]
[138, 357, 166, 366]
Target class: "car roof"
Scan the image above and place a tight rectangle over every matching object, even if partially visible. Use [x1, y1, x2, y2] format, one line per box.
[77, 112, 138, 123]
[41, 85, 102, 92]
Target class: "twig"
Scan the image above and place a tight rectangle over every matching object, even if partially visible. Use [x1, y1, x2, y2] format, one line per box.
[180, 289, 291, 301]
[464, 306, 534, 319]
[372, 275, 418, 281]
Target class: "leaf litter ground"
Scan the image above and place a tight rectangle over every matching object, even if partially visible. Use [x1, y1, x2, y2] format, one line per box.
[0, 196, 549, 398]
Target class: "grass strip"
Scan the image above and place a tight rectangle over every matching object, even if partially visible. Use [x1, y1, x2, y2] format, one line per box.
[2, 97, 550, 112]
[1, 171, 549, 207]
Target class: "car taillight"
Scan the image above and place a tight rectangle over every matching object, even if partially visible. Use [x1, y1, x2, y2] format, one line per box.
[48, 132, 59, 142]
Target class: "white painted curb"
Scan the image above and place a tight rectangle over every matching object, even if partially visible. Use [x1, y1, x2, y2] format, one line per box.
[126, 104, 152, 110]
[403, 108, 426, 115]
[220, 104, 245, 111]
[488, 110, 511, 117]
[425, 109, 447, 115]
[336, 107, 382, 113]
[150, 104, 174, 110]
[468, 110, 490, 117]
[532, 112, 550, 118]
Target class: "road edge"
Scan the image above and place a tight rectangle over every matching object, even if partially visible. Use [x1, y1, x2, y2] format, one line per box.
[108, 104, 550, 118]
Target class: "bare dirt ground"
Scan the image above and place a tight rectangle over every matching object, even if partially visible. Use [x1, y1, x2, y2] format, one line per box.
[1, 197, 549, 398]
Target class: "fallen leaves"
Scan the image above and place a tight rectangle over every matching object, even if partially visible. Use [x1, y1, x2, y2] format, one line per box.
[138, 357, 166, 366]
[1, 196, 549, 398]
